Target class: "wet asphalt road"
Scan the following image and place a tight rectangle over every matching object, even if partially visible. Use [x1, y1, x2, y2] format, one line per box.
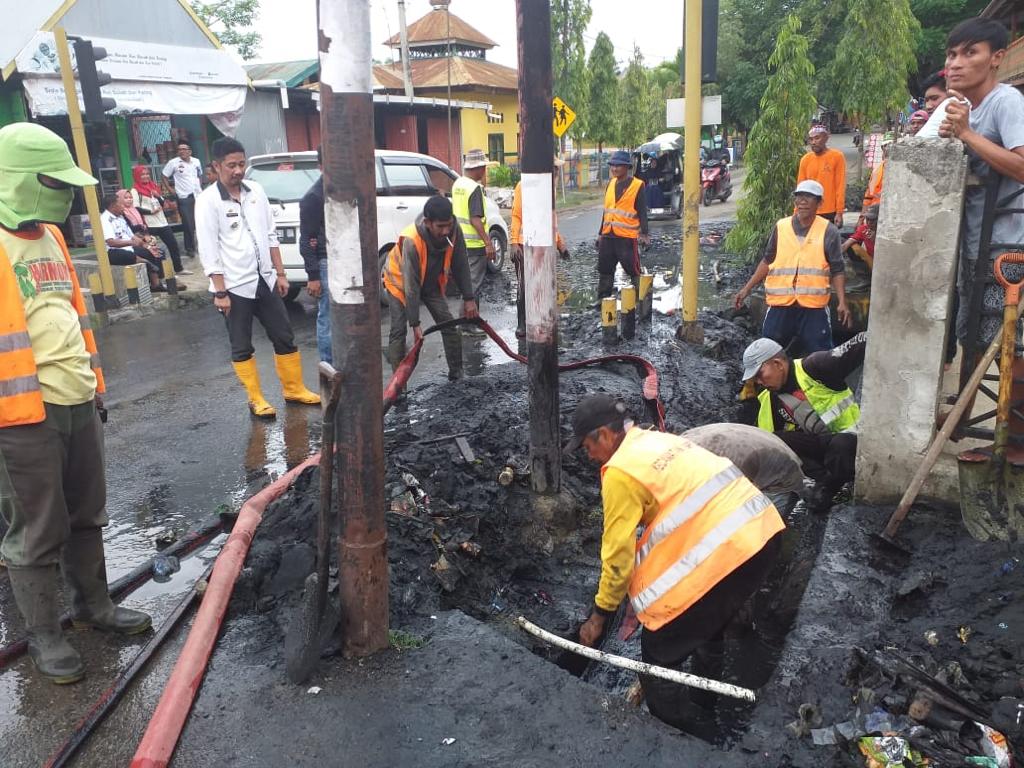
[0, 191, 741, 766]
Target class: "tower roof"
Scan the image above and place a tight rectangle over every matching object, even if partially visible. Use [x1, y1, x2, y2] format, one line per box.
[383, 9, 498, 51]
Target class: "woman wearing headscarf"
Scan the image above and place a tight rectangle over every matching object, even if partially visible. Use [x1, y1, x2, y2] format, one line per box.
[130, 166, 190, 274]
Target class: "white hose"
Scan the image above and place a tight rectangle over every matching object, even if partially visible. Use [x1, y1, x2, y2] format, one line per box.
[515, 616, 757, 703]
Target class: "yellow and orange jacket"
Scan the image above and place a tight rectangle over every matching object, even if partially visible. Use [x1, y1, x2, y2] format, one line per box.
[764, 216, 832, 309]
[862, 161, 884, 209]
[510, 182, 566, 252]
[598, 428, 784, 631]
[0, 224, 104, 428]
[382, 223, 454, 305]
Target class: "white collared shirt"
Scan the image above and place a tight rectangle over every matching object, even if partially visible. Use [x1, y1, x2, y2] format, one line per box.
[162, 156, 203, 198]
[100, 210, 134, 242]
[195, 179, 280, 298]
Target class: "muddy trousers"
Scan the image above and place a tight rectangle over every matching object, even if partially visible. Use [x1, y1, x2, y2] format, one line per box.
[761, 304, 832, 357]
[774, 431, 856, 489]
[386, 292, 463, 378]
[0, 400, 108, 567]
[224, 279, 298, 362]
[597, 235, 641, 299]
[639, 533, 782, 732]
[467, 247, 488, 308]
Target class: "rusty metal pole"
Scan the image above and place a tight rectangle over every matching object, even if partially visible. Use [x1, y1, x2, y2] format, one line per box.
[517, 0, 560, 494]
[317, 0, 389, 656]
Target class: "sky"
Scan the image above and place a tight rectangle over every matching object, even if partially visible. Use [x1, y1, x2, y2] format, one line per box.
[251, 0, 685, 71]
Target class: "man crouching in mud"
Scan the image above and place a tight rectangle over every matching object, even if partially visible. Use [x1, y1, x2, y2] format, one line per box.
[566, 395, 790, 731]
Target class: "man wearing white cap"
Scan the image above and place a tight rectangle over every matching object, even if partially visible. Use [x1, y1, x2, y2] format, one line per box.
[739, 333, 866, 510]
[734, 179, 850, 355]
[452, 149, 496, 314]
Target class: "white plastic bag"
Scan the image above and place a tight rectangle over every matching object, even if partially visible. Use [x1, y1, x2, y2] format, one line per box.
[916, 96, 972, 139]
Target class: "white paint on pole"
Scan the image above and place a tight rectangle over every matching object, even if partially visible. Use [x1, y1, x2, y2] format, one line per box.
[520, 172, 553, 247]
[525, 243, 557, 344]
[319, 2, 372, 93]
[325, 199, 365, 304]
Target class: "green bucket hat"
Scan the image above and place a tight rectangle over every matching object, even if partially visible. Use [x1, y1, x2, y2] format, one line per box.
[0, 122, 97, 186]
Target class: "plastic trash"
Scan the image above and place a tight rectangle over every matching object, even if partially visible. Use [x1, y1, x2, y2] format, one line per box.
[966, 758, 1000, 768]
[441, 737, 456, 746]
[976, 723, 1011, 768]
[857, 736, 926, 768]
[924, 630, 939, 646]
[151, 554, 181, 583]
[916, 96, 971, 139]
[957, 625, 973, 644]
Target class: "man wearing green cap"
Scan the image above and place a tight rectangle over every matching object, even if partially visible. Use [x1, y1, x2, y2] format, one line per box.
[0, 123, 151, 686]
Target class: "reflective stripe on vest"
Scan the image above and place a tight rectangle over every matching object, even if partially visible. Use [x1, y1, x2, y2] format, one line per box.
[755, 360, 859, 435]
[0, 224, 104, 428]
[603, 428, 785, 631]
[601, 178, 644, 239]
[382, 223, 454, 305]
[764, 216, 831, 308]
[452, 177, 486, 249]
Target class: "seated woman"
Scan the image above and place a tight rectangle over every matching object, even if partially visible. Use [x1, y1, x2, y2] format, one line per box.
[130, 166, 189, 274]
[100, 192, 168, 293]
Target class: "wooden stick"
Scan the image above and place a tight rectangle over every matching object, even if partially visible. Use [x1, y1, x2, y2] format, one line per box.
[515, 616, 757, 702]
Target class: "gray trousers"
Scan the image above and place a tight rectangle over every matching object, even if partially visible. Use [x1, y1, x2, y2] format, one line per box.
[467, 247, 488, 306]
[387, 292, 463, 377]
[0, 401, 107, 566]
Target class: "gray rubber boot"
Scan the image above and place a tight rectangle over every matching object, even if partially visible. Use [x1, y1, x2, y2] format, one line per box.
[63, 529, 152, 635]
[8, 565, 85, 684]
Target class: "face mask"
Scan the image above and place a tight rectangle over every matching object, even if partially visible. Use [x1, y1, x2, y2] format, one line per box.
[0, 171, 74, 230]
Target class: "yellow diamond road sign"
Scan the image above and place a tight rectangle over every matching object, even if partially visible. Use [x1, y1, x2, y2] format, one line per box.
[552, 97, 576, 138]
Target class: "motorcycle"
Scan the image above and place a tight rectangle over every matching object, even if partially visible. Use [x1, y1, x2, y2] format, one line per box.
[700, 155, 733, 206]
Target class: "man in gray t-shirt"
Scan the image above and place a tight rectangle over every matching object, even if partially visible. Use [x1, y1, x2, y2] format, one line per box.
[939, 18, 1024, 345]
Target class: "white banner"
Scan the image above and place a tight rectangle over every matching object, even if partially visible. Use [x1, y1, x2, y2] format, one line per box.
[22, 78, 246, 120]
[16, 31, 247, 86]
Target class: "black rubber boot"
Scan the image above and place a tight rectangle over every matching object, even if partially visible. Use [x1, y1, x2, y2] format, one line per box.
[8, 565, 85, 684]
[63, 529, 152, 635]
[596, 273, 616, 300]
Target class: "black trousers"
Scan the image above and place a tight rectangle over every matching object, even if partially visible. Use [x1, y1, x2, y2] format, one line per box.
[107, 246, 162, 277]
[597, 235, 641, 299]
[149, 226, 182, 271]
[224, 279, 297, 362]
[639, 533, 782, 731]
[774, 430, 857, 489]
[177, 195, 197, 254]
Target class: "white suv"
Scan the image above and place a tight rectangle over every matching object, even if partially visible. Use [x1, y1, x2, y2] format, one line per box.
[245, 149, 509, 301]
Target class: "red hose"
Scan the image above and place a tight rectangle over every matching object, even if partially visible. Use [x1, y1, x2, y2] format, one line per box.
[129, 454, 320, 768]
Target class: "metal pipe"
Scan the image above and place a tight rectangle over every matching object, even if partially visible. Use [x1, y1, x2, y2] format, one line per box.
[601, 297, 618, 346]
[678, 0, 704, 343]
[53, 26, 116, 306]
[516, 616, 757, 702]
[517, 0, 560, 494]
[318, 0, 389, 657]
[639, 274, 654, 320]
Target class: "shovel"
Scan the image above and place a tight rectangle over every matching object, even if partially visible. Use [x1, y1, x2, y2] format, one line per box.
[285, 362, 343, 683]
[957, 252, 1024, 542]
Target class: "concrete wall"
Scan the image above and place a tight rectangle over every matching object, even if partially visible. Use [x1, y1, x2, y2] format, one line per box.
[234, 90, 288, 157]
[59, 0, 215, 48]
[855, 138, 967, 505]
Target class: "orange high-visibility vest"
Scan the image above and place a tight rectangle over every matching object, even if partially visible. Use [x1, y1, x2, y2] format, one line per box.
[510, 182, 566, 251]
[764, 216, 831, 309]
[602, 428, 785, 631]
[862, 161, 884, 208]
[0, 224, 105, 428]
[600, 177, 644, 239]
[382, 224, 454, 305]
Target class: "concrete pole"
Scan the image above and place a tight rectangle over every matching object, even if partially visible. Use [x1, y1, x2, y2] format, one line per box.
[516, 0, 560, 494]
[397, 0, 414, 100]
[54, 26, 116, 309]
[317, 0, 389, 657]
[677, 0, 704, 344]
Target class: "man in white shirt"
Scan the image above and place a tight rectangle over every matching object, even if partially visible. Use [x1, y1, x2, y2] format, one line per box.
[162, 140, 203, 258]
[195, 137, 319, 418]
[99, 193, 166, 292]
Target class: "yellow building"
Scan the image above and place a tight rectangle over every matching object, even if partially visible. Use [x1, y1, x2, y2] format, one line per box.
[375, 7, 519, 169]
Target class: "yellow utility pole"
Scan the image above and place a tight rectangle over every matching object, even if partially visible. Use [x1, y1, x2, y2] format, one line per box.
[678, 0, 704, 343]
[54, 26, 116, 305]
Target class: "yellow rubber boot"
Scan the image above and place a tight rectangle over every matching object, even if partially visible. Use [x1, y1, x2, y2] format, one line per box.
[275, 351, 321, 405]
[232, 358, 277, 418]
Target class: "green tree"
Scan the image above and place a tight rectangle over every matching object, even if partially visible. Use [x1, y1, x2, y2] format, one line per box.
[725, 14, 817, 259]
[832, 0, 920, 179]
[551, 0, 593, 143]
[587, 32, 620, 156]
[191, 0, 261, 60]
[619, 46, 655, 149]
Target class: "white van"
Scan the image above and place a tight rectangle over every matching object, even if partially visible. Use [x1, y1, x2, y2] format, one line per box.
[245, 149, 509, 301]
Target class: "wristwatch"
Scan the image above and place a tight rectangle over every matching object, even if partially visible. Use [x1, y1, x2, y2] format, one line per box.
[214, 291, 228, 299]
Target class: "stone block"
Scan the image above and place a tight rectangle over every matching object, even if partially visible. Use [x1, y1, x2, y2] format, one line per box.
[855, 138, 967, 505]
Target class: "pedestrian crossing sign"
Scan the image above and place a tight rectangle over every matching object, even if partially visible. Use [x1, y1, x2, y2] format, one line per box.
[552, 96, 576, 138]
